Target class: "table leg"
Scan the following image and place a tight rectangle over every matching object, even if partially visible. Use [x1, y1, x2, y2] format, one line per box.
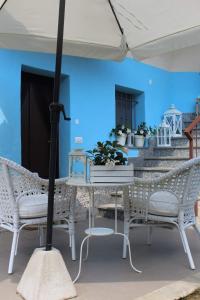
[114, 232, 142, 273]
[114, 187, 141, 274]
[114, 191, 118, 233]
[91, 188, 95, 227]
[84, 237, 90, 261]
[73, 235, 91, 283]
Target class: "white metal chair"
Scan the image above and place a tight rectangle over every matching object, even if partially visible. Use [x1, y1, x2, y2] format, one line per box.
[123, 157, 200, 269]
[0, 156, 77, 274]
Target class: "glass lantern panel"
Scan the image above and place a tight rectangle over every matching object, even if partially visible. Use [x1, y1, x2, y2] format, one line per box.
[175, 115, 182, 134]
[157, 127, 171, 146]
[71, 156, 85, 178]
[166, 136, 170, 144]
[165, 116, 174, 129]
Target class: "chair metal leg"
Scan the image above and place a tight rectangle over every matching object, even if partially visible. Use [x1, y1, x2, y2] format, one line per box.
[179, 227, 195, 270]
[179, 228, 187, 253]
[14, 232, 20, 256]
[147, 226, 152, 246]
[8, 231, 18, 274]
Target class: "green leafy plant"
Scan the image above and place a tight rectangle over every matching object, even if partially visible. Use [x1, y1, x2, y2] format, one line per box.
[134, 122, 148, 136]
[87, 140, 128, 166]
[110, 124, 131, 137]
[134, 122, 157, 137]
[148, 126, 157, 136]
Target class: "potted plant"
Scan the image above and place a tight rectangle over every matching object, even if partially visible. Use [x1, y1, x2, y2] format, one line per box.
[134, 122, 148, 147]
[87, 140, 128, 166]
[143, 125, 157, 147]
[87, 141, 134, 182]
[110, 124, 131, 146]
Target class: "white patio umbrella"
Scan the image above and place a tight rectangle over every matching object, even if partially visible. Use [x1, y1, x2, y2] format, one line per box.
[1, 0, 200, 70]
[1, 1, 200, 300]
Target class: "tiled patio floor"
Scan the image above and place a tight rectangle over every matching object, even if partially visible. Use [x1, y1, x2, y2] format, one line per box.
[0, 218, 200, 300]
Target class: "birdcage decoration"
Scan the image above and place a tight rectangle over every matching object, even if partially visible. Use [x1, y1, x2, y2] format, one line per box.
[164, 104, 182, 137]
[68, 149, 88, 183]
[157, 121, 171, 147]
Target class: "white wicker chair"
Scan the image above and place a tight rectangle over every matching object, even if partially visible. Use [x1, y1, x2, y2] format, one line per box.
[0, 156, 77, 274]
[123, 157, 200, 269]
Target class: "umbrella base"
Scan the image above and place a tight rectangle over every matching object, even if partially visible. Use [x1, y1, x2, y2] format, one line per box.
[17, 248, 77, 300]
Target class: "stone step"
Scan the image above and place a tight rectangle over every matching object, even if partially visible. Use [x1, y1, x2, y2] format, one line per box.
[182, 125, 200, 134]
[183, 120, 200, 125]
[134, 167, 173, 179]
[182, 113, 196, 122]
[152, 146, 200, 157]
[143, 156, 188, 167]
[171, 136, 200, 146]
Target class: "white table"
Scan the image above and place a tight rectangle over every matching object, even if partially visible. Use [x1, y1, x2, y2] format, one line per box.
[69, 182, 141, 283]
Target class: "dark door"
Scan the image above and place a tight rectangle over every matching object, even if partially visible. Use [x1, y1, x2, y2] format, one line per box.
[21, 71, 59, 178]
[116, 91, 134, 129]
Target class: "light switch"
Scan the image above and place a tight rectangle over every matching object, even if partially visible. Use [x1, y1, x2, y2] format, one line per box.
[75, 119, 80, 125]
[75, 136, 83, 144]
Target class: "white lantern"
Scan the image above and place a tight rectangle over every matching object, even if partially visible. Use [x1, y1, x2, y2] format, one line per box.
[157, 121, 171, 147]
[164, 104, 182, 137]
[68, 149, 88, 183]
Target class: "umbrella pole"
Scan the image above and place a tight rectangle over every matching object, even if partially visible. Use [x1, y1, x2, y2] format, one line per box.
[17, 1, 76, 298]
[46, 0, 66, 251]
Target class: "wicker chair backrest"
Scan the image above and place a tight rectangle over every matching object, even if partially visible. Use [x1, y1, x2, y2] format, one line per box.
[125, 157, 200, 219]
[0, 157, 77, 224]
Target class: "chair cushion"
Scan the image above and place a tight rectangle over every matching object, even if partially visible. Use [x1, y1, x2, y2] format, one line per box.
[149, 191, 179, 217]
[19, 194, 48, 219]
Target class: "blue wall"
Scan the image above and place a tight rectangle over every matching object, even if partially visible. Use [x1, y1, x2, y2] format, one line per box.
[170, 72, 200, 113]
[0, 49, 200, 176]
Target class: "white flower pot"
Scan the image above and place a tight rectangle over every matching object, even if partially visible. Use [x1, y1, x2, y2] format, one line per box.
[134, 135, 144, 147]
[116, 133, 127, 145]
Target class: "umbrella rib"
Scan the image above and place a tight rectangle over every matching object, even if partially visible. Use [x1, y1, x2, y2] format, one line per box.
[108, 0, 124, 35]
[0, 0, 8, 10]
[108, 0, 129, 50]
[131, 24, 200, 51]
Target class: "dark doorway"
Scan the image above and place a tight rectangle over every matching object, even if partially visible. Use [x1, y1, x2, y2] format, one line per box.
[21, 71, 59, 178]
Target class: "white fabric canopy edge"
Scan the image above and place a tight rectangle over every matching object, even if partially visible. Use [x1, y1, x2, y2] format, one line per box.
[0, 34, 128, 61]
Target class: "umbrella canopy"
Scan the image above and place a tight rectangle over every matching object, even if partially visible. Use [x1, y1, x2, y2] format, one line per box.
[1, 0, 200, 70]
[0, 0, 127, 60]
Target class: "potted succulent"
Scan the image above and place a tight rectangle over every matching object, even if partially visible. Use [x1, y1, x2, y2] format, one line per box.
[110, 124, 131, 146]
[87, 141, 133, 183]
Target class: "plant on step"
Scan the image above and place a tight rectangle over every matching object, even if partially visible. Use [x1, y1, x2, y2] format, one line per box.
[87, 140, 128, 166]
[134, 122, 157, 137]
[109, 124, 131, 137]
[148, 126, 157, 136]
[134, 122, 149, 136]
